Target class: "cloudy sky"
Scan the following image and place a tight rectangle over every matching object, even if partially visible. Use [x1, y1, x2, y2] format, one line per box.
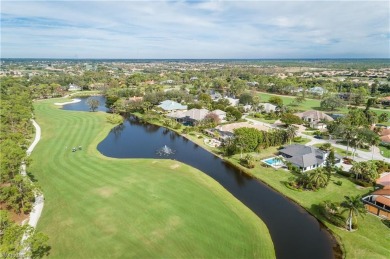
[1, 0, 389, 59]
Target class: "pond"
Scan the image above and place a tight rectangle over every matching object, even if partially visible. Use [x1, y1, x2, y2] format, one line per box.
[62, 95, 108, 112]
[64, 98, 339, 259]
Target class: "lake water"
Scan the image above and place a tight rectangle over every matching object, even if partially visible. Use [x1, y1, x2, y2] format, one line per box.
[64, 98, 338, 259]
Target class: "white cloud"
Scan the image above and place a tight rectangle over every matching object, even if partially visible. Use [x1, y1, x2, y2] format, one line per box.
[1, 0, 389, 58]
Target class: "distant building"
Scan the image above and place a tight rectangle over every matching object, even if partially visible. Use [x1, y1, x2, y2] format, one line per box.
[68, 83, 81, 91]
[259, 103, 277, 113]
[223, 97, 239, 106]
[247, 81, 259, 87]
[211, 109, 226, 122]
[167, 108, 209, 125]
[158, 100, 187, 111]
[295, 110, 334, 129]
[308, 86, 326, 96]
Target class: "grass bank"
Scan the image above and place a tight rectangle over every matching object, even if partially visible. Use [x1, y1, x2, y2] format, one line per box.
[30, 99, 275, 258]
[223, 154, 390, 259]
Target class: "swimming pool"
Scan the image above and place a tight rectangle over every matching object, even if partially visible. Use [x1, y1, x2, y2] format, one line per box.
[263, 157, 284, 167]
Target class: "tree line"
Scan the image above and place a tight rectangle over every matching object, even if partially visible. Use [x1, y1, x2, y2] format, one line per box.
[0, 78, 50, 257]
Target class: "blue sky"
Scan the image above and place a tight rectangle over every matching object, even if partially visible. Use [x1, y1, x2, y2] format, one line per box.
[1, 0, 389, 59]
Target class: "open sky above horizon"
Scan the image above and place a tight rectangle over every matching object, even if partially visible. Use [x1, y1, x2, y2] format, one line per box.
[1, 0, 389, 59]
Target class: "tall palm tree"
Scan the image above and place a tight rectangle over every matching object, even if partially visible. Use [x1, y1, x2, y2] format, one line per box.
[368, 133, 381, 161]
[343, 126, 357, 157]
[341, 195, 366, 231]
[286, 125, 298, 144]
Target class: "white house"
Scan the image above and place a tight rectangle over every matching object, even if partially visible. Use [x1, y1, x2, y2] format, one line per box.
[259, 103, 277, 113]
[68, 84, 81, 91]
[223, 97, 239, 106]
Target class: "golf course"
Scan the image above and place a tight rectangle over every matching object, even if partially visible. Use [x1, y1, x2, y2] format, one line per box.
[29, 99, 275, 258]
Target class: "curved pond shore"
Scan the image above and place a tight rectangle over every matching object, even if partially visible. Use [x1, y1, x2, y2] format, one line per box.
[64, 99, 340, 259]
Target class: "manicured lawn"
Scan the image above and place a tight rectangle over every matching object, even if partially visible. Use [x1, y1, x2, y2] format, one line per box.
[379, 145, 390, 158]
[30, 99, 275, 258]
[224, 155, 390, 259]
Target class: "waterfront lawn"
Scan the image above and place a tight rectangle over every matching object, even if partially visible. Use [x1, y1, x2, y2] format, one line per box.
[226, 155, 390, 259]
[29, 99, 275, 259]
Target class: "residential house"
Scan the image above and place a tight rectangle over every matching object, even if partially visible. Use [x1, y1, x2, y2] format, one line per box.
[376, 173, 390, 187]
[378, 128, 390, 145]
[68, 83, 81, 91]
[295, 110, 334, 129]
[247, 81, 259, 87]
[167, 108, 209, 125]
[362, 186, 390, 219]
[223, 97, 239, 106]
[158, 100, 188, 111]
[279, 144, 340, 172]
[210, 92, 222, 101]
[259, 103, 277, 113]
[128, 96, 143, 102]
[308, 86, 326, 96]
[211, 109, 226, 122]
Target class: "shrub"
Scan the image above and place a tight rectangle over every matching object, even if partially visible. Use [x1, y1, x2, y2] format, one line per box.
[106, 114, 124, 124]
[240, 154, 256, 169]
[336, 169, 351, 178]
[335, 180, 343, 186]
[253, 113, 262, 118]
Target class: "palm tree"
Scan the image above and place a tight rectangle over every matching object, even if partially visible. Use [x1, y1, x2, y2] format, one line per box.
[343, 126, 357, 157]
[368, 132, 381, 161]
[341, 195, 366, 231]
[286, 125, 298, 144]
[308, 168, 329, 189]
[350, 161, 364, 180]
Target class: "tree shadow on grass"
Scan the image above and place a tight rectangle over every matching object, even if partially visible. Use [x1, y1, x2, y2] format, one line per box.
[27, 172, 38, 183]
[381, 219, 390, 228]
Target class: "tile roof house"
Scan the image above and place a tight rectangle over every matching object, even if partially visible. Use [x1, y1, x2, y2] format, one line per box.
[158, 100, 188, 111]
[362, 186, 390, 219]
[295, 110, 334, 129]
[167, 108, 209, 125]
[210, 109, 226, 122]
[376, 173, 390, 187]
[279, 144, 337, 172]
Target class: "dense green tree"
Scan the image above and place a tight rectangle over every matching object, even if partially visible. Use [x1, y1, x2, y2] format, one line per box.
[0, 210, 51, 258]
[268, 96, 283, 107]
[280, 113, 302, 126]
[378, 113, 389, 123]
[239, 93, 253, 105]
[320, 96, 346, 111]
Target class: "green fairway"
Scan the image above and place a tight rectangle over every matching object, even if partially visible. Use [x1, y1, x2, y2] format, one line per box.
[29, 99, 275, 258]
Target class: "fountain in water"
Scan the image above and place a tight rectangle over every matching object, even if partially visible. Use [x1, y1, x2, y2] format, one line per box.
[156, 145, 175, 156]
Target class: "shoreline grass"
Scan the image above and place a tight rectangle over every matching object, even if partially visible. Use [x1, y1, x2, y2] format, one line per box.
[29, 99, 275, 258]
